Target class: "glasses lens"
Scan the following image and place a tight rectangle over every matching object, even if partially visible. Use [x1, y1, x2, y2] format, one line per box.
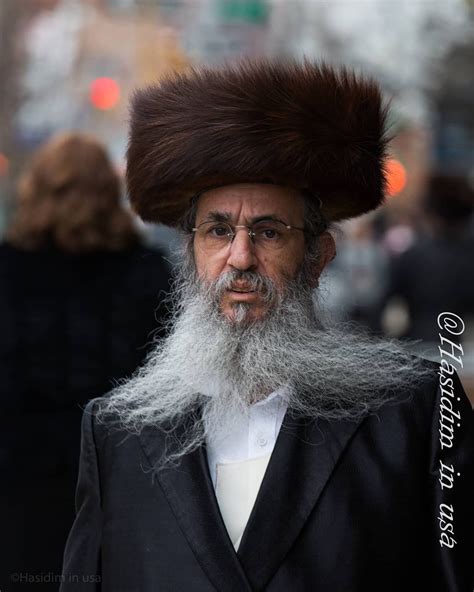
[195, 222, 233, 253]
[251, 220, 292, 250]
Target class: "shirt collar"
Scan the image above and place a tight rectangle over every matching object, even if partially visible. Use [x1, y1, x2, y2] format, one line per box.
[252, 385, 290, 408]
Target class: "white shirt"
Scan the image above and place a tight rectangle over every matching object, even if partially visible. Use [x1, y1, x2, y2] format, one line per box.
[205, 387, 289, 549]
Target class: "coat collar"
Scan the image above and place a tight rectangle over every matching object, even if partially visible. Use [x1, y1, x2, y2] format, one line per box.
[237, 411, 364, 589]
[138, 407, 365, 591]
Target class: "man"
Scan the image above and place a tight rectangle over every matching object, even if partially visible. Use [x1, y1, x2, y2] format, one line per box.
[61, 62, 473, 591]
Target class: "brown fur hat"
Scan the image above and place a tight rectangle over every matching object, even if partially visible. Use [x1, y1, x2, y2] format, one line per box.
[127, 60, 389, 226]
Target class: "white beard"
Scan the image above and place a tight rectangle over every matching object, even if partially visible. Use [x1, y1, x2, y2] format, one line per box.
[97, 255, 432, 466]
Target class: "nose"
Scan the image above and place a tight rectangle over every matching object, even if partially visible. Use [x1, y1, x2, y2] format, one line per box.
[225, 227, 258, 271]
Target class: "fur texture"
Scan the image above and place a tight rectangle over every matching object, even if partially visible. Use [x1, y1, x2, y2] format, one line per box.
[127, 60, 390, 226]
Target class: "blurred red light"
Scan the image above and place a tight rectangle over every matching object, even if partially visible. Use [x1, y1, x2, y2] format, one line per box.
[386, 158, 407, 197]
[0, 153, 9, 177]
[89, 77, 120, 111]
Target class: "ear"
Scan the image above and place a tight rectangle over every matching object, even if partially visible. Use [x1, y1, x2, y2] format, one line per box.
[308, 231, 336, 288]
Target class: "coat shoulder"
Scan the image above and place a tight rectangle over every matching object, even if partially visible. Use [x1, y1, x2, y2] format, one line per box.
[79, 396, 142, 458]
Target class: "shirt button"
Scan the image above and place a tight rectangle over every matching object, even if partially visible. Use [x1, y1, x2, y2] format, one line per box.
[258, 436, 268, 448]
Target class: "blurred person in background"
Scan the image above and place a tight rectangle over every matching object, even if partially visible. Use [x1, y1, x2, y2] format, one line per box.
[321, 215, 389, 333]
[0, 132, 171, 588]
[380, 174, 474, 350]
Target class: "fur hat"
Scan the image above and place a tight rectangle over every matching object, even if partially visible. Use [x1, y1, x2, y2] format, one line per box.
[127, 60, 389, 226]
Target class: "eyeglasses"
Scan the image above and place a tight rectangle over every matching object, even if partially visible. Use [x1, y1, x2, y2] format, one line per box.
[192, 219, 306, 253]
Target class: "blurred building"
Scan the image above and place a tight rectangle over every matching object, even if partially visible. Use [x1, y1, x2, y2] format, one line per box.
[16, 0, 188, 155]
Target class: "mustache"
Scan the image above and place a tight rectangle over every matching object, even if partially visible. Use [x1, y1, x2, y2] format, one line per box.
[204, 270, 279, 305]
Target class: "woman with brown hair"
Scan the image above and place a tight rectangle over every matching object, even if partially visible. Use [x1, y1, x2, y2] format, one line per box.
[7, 132, 139, 253]
[0, 133, 171, 589]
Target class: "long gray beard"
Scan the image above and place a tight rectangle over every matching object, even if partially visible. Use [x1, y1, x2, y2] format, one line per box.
[97, 255, 432, 465]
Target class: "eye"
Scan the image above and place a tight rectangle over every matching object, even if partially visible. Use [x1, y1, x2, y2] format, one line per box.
[208, 224, 230, 238]
[255, 224, 282, 240]
[263, 228, 278, 239]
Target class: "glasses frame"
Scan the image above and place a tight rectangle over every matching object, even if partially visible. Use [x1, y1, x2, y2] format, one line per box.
[191, 219, 308, 247]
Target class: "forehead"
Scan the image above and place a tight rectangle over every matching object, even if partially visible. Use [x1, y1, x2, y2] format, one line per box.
[195, 183, 305, 224]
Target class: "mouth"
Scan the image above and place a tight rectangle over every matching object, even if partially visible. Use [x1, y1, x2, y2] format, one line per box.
[225, 285, 259, 301]
[227, 283, 256, 294]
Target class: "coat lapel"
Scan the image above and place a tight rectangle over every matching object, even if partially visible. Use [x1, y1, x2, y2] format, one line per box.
[138, 416, 252, 592]
[138, 407, 365, 592]
[237, 410, 365, 591]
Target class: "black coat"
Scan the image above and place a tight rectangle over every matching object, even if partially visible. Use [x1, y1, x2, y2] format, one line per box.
[61, 367, 473, 592]
[0, 243, 171, 587]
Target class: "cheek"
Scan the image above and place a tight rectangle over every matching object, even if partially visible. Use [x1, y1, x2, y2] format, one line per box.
[194, 250, 220, 281]
[263, 255, 303, 286]
[284, 244, 306, 278]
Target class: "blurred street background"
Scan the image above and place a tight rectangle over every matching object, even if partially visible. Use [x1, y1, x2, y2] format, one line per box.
[0, 1, 473, 587]
[2, 0, 472, 392]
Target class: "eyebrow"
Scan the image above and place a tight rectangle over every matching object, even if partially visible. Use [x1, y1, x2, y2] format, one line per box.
[201, 211, 286, 224]
[202, 211, 232, 223]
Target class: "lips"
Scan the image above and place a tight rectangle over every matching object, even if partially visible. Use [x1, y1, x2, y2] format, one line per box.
[228, 284, 255, 293]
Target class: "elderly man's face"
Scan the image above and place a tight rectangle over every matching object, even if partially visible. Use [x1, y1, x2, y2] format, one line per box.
[193, 183, 309, 322]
